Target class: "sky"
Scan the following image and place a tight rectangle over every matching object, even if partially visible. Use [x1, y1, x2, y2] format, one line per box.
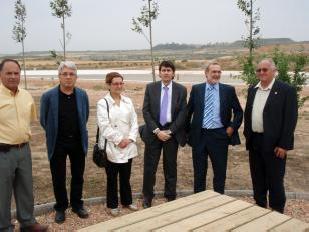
[1, 0, 308, 54]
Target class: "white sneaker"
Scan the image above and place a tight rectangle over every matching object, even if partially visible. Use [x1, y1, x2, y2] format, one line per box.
[110, 208, 120, 216]
[127, 204, 138, 211]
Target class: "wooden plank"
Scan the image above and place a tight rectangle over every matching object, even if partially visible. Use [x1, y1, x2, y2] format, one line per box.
[114, 194, 235, 232]
[154, 200, 253, 232]
[232, 211, 291, 232]
[270, 218, 309, 232]
[193, 205, 270, 232]
[78, 190, 219, 232]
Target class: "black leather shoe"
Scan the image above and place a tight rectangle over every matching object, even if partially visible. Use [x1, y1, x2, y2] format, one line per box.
[55, 210, 65, 224]
[167, 197, 176, 202]
[72, 207, 89, 218]
[142, 198, 152, 209]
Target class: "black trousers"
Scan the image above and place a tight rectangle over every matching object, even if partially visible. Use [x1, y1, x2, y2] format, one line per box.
[143, 135, 179, 201]
[192, 128, 229, 194]
[249, 133, 286, 213]
[105, 159, 133, 209]
[50, 140, 85, 211]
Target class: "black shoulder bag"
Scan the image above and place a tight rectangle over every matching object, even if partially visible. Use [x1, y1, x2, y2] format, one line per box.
[93, 98, 109, 168]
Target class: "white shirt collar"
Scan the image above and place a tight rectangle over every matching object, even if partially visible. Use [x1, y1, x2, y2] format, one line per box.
[105, 92, 130, 104]
[206, 82, 219, 90]
[255, 77, 275, 91]
[161, 81, 173, 90]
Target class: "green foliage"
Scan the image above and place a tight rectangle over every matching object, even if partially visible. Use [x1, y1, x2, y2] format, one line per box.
[131, 0, 159, 82]
[50, 0, 72, 60]
[237, 0, 260, 57]
[272, 49, 309, 107]
[49, 50, 63, 65]
[131, 0, 159, 36]
[240, 48, 309, 108]
[12, 0, 26, 43]
[50, 0, 72, 18]
[238, 55, 259, 86]
[12, 0, 27, 89]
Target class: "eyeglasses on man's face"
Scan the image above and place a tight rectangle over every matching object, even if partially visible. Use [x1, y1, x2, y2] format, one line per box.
[60, 72, 76, 77]
[256, 68, 269, 73]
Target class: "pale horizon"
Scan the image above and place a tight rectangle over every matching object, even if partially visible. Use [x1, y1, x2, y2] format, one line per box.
[1, 0, 308, 54]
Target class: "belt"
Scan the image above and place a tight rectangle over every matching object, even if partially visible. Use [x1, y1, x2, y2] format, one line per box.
[252, 132, 264, 137]
[0, 142, 27, 153]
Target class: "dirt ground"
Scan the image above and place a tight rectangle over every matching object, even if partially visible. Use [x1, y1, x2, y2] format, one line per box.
[22, 78, 308, 214]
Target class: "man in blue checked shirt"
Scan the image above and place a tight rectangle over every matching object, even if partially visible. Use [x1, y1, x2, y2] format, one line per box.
[187, 62, 243, 194]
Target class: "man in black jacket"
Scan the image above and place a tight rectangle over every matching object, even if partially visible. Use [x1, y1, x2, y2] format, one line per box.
[141, 60, 187, 208]
[244, 58, 298, 213]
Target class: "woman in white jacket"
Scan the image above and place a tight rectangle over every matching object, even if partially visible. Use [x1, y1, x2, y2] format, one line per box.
[97, 72, 139, 216]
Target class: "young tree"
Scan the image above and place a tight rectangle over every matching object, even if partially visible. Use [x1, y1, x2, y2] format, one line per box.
[237, 0, 260, 84]
[237, 0, 260, 58]
[50, 0, 72, 61]
[131, 0, 159, 82]
[12, 0, 27, 89]
[272, 49, 309, 108]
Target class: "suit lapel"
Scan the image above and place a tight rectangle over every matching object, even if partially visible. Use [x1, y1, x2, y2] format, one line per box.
[248, 86, 258, 110]
[52, 87, 59, 130]
[155, 81, 162, 121]
[75, 88, 82, 122]
[264, 80, 279, 112]
[199, 83, 206, 109]
[219, 84, 226, 115]
[171, 81, 178, 116]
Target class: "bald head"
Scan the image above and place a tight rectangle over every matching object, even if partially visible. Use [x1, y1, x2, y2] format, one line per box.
[256, 58, 277, 87]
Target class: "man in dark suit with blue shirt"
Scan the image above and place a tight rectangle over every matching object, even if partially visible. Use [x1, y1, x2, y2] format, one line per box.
[40, 61, 89, 223]
[187, 62, 243, 194]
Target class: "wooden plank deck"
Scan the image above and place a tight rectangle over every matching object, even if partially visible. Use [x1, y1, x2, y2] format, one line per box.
[78, 190, 309, 232]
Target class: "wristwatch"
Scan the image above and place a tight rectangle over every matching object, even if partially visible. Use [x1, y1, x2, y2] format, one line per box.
[153, 128, 160, 135]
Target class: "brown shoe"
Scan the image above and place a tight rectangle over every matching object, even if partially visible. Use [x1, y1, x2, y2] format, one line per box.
[20, 223, 48, 232]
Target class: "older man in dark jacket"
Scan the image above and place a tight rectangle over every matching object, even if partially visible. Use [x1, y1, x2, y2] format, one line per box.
[40, 61, 89, 223]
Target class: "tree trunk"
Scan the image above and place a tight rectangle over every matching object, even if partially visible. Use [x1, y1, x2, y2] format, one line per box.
[21, 19, 27, 89]
[62, 16, 66, 61]
[148, 0, 156, 82]
[249, 0, 253, 58]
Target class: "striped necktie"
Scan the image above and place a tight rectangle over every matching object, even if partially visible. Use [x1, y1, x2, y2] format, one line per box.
[203, 85, 215, 129]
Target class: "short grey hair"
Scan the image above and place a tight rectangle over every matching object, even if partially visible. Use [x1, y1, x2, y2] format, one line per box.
[258, 58, 277, 70]
[205, 61, 220, 72]
[58, 61, 77, 75]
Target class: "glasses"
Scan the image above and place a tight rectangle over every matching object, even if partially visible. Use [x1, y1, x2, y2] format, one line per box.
[111, 82, 124, 86]
[6, 71, 20, 77]
[211, 70, 222, 74]
[256, 68, 269, 73]
[60, 72, 76, 77]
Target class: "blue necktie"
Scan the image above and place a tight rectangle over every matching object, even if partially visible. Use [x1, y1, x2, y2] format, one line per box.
[203, 85, 215, 128]
[160, 86, 169, 126]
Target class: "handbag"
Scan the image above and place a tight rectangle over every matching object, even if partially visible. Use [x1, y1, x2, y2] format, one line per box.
[93, 98, 109, 168]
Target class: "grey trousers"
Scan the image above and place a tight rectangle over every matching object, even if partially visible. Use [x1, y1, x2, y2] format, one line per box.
[0, 143, 36, 231]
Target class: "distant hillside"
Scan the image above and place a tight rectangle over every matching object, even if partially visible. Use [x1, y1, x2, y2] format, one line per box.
[153, 43, 202, 50]
[154, 38, 302, 50]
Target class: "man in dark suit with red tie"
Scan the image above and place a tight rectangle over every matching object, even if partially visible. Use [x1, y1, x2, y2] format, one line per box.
[244, 59, 298, 213]
[187, 62, 243, 194]
[141, 60, 187, 208]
